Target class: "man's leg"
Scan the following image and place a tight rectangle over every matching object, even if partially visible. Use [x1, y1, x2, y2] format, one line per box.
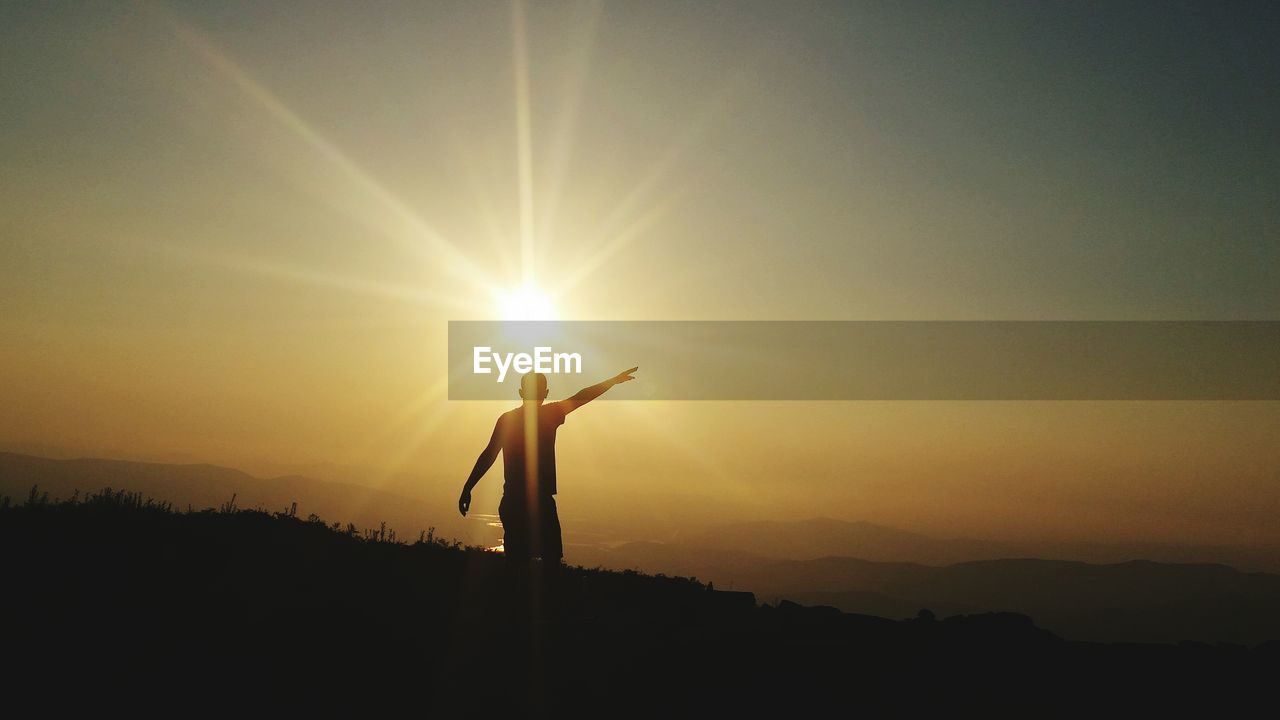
[498, 495, 531, 565]
[541, 495, 564, 567]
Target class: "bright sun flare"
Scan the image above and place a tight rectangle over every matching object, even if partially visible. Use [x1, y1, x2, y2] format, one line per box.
[496, 286, 557, 320]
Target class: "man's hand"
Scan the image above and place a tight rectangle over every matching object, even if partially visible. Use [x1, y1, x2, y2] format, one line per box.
[458, 489, 472, 517]
[564, 367, 639, 412]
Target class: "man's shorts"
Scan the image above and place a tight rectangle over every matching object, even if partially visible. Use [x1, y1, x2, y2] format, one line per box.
[498, 494, 563, 561]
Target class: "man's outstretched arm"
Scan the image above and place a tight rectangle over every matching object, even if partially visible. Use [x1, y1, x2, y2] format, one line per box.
[561, 367, 638, 413]
[458, 419, 501, 516]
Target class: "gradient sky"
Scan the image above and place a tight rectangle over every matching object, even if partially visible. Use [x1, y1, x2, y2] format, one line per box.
[2, 1, 1278, 545]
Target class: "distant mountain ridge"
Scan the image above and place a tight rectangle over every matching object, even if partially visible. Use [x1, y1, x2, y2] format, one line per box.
[574, 542, 1280, 644]
[685, 516, 1280, 572]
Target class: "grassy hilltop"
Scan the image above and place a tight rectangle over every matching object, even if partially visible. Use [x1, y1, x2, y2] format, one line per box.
[2, 486, 1276, 716]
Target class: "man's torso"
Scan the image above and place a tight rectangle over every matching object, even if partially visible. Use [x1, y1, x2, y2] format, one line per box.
[498, 401, 567, 497]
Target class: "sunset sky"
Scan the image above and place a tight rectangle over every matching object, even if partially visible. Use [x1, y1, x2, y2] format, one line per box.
[3, 1, 1278, 546]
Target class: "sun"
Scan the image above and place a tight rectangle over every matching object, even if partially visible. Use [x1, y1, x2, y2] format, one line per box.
[496, 285, 557, 320]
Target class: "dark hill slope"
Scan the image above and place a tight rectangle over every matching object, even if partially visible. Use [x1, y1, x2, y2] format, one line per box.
[2, 491, 1276, 715]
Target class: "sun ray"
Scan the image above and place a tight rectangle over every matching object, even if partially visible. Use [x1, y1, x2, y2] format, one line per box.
[142, 239, 472, 310]
[370, 402, 458, 503]
[371, 377, 450, 438]
[345, 373, 511, 529]
[511, 0, 536, 287]
[535, 0, 604, 269]
[550, 73, 753, 301]
[551, 182, 689, 300]
[141, 238, 471, 308]
[451, 138, 521, 284]
[344, 380, 467, 526]
[162, 10, 491, 292]
[352, 374, 453, 468]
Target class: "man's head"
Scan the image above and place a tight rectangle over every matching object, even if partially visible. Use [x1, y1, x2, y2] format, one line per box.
[519, 372, 549, 402]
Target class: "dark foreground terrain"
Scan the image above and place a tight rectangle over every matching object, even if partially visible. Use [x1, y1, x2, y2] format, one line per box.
[3, 489, 1276, 716]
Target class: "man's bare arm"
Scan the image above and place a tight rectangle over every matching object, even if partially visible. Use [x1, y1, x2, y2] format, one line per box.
[562, 367, 639, 413]
[458, 419, 502, 516]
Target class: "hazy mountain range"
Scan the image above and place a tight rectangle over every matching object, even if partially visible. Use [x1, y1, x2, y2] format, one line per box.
[681, 516, 1280, 573]
[572, 541, 1280, 644]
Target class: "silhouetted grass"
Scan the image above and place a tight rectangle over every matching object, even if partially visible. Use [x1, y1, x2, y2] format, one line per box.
[7, 484, 481, 553]
[2, 483, 1276, 716]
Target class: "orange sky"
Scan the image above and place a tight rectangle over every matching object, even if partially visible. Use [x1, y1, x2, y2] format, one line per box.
[2, 2, 1278, 545]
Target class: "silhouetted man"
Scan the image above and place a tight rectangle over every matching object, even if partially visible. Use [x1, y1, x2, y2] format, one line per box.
[459, 367, 638, 564]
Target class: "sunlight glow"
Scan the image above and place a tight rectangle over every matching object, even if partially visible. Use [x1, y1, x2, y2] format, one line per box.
[497, 286, 557, 320]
